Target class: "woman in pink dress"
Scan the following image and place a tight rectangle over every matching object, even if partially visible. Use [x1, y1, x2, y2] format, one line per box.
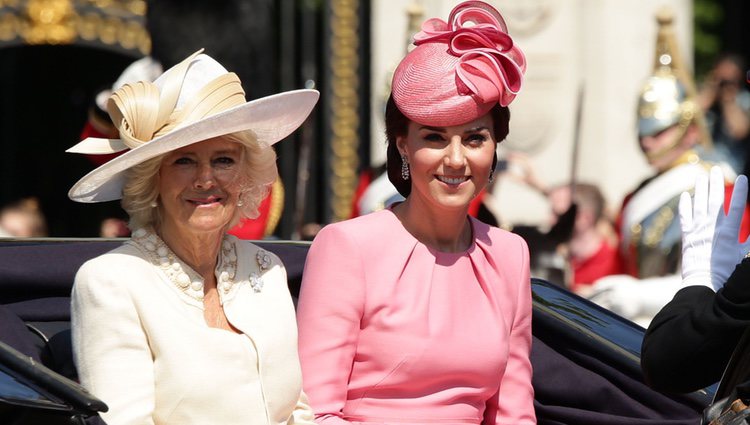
[296, 2, 535, 424]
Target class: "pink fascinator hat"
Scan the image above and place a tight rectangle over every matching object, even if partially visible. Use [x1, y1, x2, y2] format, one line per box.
[391, 0, 526, 126]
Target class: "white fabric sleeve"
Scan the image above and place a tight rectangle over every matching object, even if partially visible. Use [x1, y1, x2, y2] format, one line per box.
[71, 260, 156, 425]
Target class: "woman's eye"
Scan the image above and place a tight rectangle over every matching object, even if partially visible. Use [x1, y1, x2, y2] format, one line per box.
[467, 134, 487, 145]
[423, 133, 444, 142]
[174, 157, 194, 165]
[214, 157, 236, 168]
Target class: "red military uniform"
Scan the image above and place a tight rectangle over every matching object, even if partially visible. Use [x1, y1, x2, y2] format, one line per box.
[570, 240, 621, 290]
[615, 162, 750, 279]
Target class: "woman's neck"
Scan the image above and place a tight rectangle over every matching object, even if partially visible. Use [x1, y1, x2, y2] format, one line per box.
[393, 196, 473, 253]
[155, 222, 223, 279]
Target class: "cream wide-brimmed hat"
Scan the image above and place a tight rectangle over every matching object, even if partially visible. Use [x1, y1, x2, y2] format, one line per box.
[68, 49, 319, 203]
[94, 56, 163, 112]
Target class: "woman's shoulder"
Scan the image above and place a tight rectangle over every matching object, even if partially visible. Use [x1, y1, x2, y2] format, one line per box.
[326, 209, 396, 231]
[311, 210, 406, 255]
[229, 236, 288, 285]
[315, 209, 400, 242]
[473, 218, 526, 243]
[229, 236, 282, 264]
[73, 243, 153, 295]
[472, 218, 529, 257]
[77, 242, 150, 275]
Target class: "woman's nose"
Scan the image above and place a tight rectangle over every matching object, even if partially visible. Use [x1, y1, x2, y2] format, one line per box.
[444, 137, 466, 167]
[194, 163, 215, 189]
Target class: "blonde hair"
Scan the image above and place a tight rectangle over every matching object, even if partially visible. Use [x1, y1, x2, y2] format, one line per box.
[121, 131, 277, 231]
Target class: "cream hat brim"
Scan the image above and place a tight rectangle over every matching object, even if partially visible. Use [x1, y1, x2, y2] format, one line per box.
[68, 88, 319, 203]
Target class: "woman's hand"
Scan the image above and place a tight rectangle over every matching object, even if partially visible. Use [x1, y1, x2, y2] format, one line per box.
[711, 173, 750, 291]
[678, 166, 724, 289]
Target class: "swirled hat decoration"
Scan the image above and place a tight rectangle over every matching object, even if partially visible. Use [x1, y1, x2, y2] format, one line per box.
[391, 1, 526, 126]
[67, 49, 319, 203]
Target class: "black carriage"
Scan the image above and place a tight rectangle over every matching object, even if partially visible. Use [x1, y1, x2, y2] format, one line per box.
[0, 239, 711, 424]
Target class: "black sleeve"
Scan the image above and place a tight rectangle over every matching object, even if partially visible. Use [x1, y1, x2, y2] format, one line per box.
[641, 258, 750, 393]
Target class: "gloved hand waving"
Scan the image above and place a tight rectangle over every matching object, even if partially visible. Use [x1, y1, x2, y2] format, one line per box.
[678, 166, 724, 289]
[679, 166, 750, 291]
[710, 171, 749, 291]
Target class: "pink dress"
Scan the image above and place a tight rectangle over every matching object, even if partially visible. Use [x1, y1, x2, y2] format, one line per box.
[296, 209, 535, 425]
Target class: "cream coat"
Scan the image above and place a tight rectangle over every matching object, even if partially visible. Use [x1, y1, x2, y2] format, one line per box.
[71, 234, 314, 425]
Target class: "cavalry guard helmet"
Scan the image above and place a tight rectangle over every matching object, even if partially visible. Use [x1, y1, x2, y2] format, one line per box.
[636, 7, 712, 150]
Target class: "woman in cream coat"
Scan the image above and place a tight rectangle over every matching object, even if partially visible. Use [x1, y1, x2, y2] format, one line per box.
[68, 50, 318, 425]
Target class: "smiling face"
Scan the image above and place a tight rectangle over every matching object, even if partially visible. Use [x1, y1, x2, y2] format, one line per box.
[396, 113, 496, 212]
[156, 137, 245, 236]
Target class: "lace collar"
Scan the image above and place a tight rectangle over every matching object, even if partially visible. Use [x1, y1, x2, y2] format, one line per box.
[129, 228, 270, 303]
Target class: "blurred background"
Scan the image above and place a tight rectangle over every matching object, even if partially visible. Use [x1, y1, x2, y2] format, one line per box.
[0, 0, 747, 239]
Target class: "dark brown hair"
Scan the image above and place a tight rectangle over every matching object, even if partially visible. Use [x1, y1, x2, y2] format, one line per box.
[385, 95, 509, 197]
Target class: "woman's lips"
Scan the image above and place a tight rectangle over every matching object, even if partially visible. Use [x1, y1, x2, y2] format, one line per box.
[187, 196, 223, 206]
[436, 175, 469, 185]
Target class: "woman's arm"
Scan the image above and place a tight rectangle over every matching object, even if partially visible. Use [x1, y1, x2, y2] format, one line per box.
[485, 237, 536, 425]
[71, 260, 156, 425]
[296, 224, 366, 425]
[642, 259, 750, 393]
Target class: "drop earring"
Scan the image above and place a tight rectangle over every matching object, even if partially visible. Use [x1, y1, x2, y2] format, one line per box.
[401, 155, 410, 180]
[488, 169, 494, 183]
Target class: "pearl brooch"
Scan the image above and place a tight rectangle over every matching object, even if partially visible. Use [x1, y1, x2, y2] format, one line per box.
[250, 249, 272, 292]
[249, 273, 263, 293]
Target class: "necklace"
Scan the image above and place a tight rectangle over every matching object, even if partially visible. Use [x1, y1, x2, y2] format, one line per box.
[130, 228, 241, 302]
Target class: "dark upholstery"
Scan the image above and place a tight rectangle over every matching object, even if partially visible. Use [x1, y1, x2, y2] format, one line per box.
[0, 241, 121, 305]
[0, 304, 40, 362]
[6, 297, 72, 321]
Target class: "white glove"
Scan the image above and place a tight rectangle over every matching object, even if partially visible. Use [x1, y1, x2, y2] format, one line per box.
[589, 274, 683, 323]
[588, 274, 644, 319]
[710, 173, 750, 291]
[678, 166, 724, 289]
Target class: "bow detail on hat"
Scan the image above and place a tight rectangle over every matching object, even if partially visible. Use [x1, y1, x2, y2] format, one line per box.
[68, 49, 246, 155]
[413, 2, 526, 107]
